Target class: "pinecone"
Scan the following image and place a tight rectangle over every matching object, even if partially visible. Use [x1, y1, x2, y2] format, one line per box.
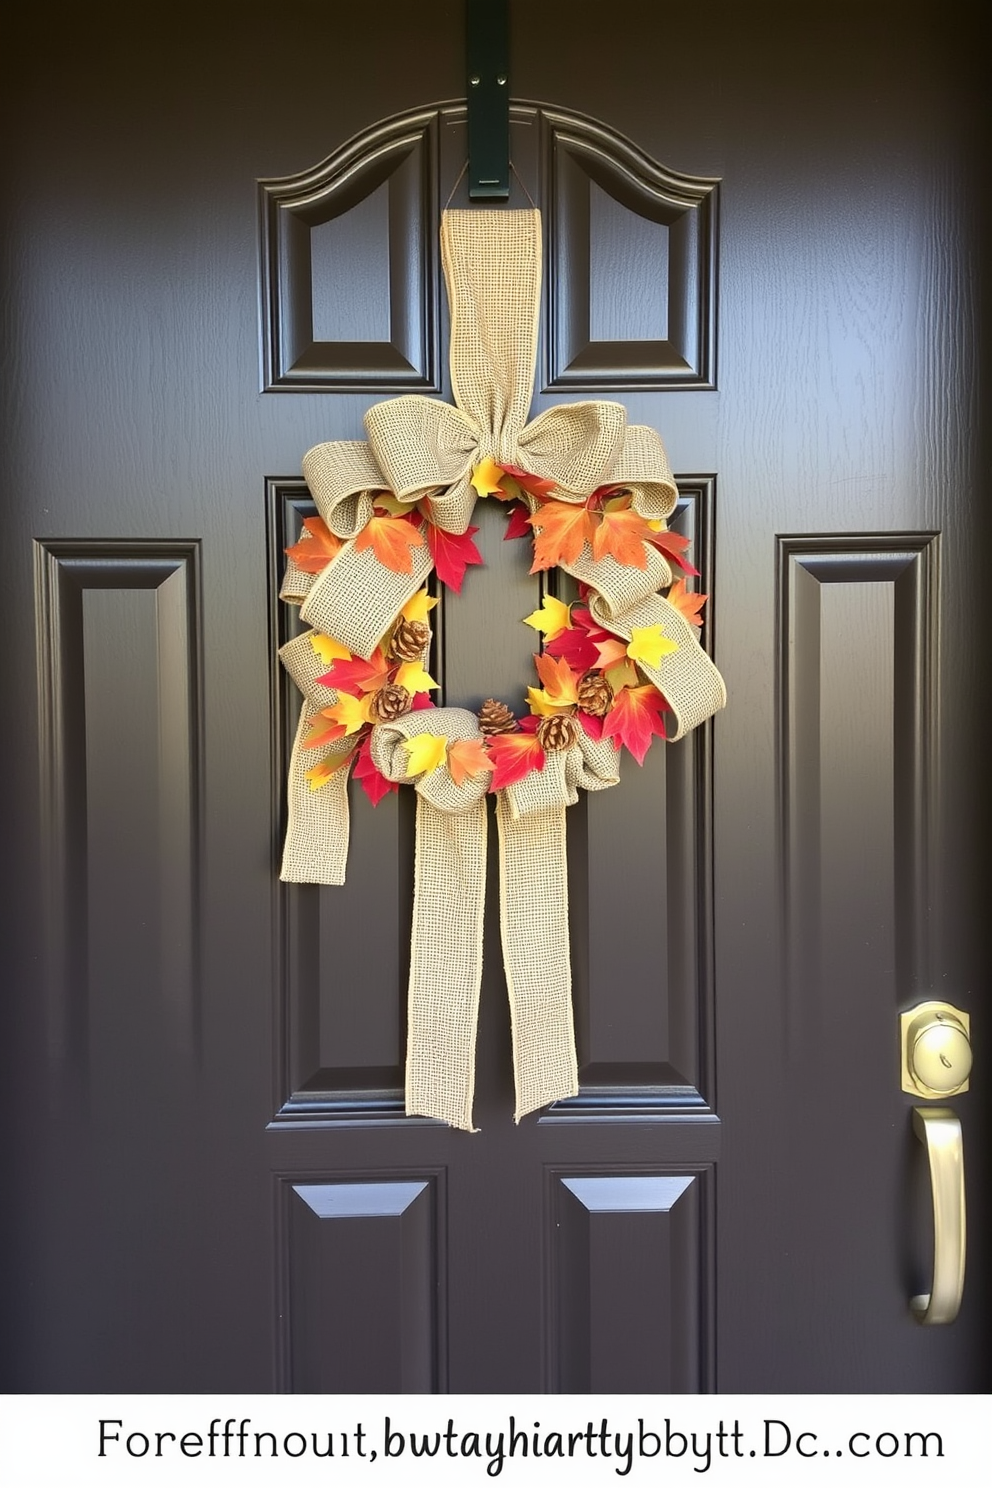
[478, 698, 517, 735]
[368, 682, 412, 723]
[576, 669, 614, 718]
[537, 712, 579, 753]
[389, 616, 431, 662]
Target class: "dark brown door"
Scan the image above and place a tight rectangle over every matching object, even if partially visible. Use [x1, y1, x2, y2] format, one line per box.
[1, 1, 986, 1392]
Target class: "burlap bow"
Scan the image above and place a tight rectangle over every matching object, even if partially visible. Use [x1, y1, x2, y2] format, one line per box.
[279, 209, 726, 1130]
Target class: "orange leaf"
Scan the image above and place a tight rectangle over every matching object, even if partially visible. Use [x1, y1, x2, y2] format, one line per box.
[602, 684, 668, 764]
[286, 517, 343, 574]
[590, 507, 653, 568]
[354, 513, 425, 574]
[667, 578, 707, 627]
[485, 731, 546, 792]
[447, 737, 492, 788]
[528, 501, 594, 572]
[303, 710, 349, 749]
[533, 652, 580, 705]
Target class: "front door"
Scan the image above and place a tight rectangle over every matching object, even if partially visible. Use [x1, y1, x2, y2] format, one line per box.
[1, 0, 985, 1392]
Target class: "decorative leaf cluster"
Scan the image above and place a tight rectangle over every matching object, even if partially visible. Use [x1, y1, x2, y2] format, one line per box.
[286, 458, 709, 797]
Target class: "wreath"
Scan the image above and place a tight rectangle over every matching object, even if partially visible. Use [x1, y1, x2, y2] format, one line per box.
[279, 210, 725, 1131]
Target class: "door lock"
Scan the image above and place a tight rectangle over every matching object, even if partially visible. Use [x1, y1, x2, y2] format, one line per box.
[901, 1001, 971, 1099]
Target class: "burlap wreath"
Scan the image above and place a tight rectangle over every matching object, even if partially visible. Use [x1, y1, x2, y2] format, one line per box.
[279, 209, 726, 1131]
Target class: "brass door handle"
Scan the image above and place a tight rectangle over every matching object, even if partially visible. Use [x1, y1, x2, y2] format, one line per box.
[911, 1106, 965, 1325]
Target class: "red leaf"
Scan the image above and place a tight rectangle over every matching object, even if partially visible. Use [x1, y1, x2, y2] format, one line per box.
[410, 692, 435, 711]
[427, 523, 484, 592]
[545, 606, 618, 673]
[577, 709, 606, 742]
[503, 504, 533, 541]
[353, 736, 399, 806]
[498, 463, 557, 500]
[485, 731, 546, 791]
[318, 648, 391, 695]
[648, 528, 700, 576]
[602, 685, 668, 765]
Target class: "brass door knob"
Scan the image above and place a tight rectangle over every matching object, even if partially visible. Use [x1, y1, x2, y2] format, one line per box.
[901, 1002, 971, 1099]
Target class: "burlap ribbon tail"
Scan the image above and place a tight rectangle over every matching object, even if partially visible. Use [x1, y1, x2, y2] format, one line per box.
[279, 209, 726, 1131]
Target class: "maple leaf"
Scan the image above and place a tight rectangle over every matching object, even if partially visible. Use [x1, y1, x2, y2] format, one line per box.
[646, 525, 700, 576]
[485, 731, 546, 791]
[353, 735, 398, 806]
[544, 606, 624, 672]
[372, 493, 412, 516]
[304, 750, 355, 791]
[402, 733, 449, 778]
[523, 595, 572, 642]
[626, 624, 679, 670]
[533, 652, 580, 706]
[577, 709, 606, 742]
[446, 737, 492, 788]
[503, 504, 533, 541]
[302, 710, 348, 749]
[471, 456, 508, 498]
[286, 517, 344, 573]
[319, 647, 391, 695]
[401, 588, 439, 623]
[309, 633, 351, 666]
[354, 513, 425, 574]
[602, 684, 668, 765]
[394, 659, 439, 694]
[528, 501, 594, 572]
[410, 692, 435, 711]
[323, 691, 374, 737]
[590, 505, 653, 568]
[605, 660, 640, 694]
[426, 523, 484, 592]
[497, 463, 557, 502]
[666, 578, 707, 627]
[593, 634, 630, 669]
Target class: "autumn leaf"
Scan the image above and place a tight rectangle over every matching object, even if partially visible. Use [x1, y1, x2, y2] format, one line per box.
[353, 735, 398, 806]
[372, 493, 413, 517]
[402, 733, 449, 778]
[401, 588, 439, 623]
[447, 737, 492, 788]
[497, 463, 557, 501]
[309, 633, 351, 666]
[577, 709, 606, 742]
[318, 648, 392, 695]
[503, 504, 533, 541]
[545, 606, 623, 672]
[605, 660, 640, 694]
[394, 659, 439, 694]
[590, 505, 653, 568]
[523, 595, 572, 642]
[304, 750, 355, 791]
[666, 578, 707, 627]
[426, 523, 484, 592]
[471, 456, 508, 498]
[410, 692, 436, 712]
[323, 691, 374, 737]
[602, 684, 668, 765]
[533, 652, 580, 705]
[485, 730, 546, 791]
[593, 634, 630, 669]
[626, 624, 679, 670]
[354, 512, 425, 574]
[528, 501, 594, 571]
[286, 517, 343, 573]
[302, 710, 348, 749]
[647, 525, 700, 576]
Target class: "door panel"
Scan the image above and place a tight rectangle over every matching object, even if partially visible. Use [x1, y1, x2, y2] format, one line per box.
[1, 0, 986, 1392]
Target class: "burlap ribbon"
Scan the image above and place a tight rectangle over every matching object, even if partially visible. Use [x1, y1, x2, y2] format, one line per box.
[279, 209, 726, 1130]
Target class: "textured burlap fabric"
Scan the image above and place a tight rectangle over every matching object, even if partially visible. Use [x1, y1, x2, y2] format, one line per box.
[279, 207, 726, 1129]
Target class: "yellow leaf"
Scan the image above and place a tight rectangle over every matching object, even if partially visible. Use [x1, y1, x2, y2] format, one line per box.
[605, 660, 640, 694]
[626, 624, 679, 670]
[395, 659, 439, 693]
[324, 691, 373, 736]
[372, 493, 413, 516]
[304, 753, 352, 791]
[523, 595, 572, 642]
[401, 588, 439, 624]
[470, 456, 507, 498]
[527, 686, 572, 717]
[402, 733, 449, 777]
[309, 633, 351, 665]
